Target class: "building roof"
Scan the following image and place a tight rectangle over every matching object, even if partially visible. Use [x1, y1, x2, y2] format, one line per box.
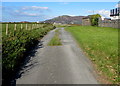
[104, 18, 111, 20]
[82, 16, 90, 19]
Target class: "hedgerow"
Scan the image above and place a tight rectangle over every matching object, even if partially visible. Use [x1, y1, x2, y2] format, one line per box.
[2, 24, 55, 83]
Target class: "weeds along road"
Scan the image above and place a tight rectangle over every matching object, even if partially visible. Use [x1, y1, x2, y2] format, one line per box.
[16, 28, 98, 84]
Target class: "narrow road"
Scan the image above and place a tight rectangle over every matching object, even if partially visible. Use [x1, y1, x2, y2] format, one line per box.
[16, 28, 98, 84]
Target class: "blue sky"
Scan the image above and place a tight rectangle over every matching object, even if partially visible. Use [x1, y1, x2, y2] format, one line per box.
[2, 0, 119, 2]
[2, 2, 118, 22]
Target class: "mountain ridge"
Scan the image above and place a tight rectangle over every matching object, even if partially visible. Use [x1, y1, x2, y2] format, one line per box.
[42, 15, 86, 24]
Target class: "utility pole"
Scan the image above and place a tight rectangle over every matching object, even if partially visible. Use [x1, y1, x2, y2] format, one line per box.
[93, 10, 94, 15]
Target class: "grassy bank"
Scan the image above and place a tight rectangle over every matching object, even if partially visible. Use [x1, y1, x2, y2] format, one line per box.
[48, 29, 62, 46]
[66, 26, 118, 84]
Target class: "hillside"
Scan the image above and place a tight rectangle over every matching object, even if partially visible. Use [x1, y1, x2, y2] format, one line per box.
[43, 15, 85, 24]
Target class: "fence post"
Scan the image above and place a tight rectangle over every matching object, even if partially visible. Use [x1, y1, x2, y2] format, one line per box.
[35, 24, 36, 28]
[39, 24, 40, 28]
[32, 24, 33, 29]
[14, 24, 17, 31]
[34, 24, 35, 29]
[28, 24, 29, 30]
[30, 24, 31, 30]
[26, 24, 27, 30]
[6, 24, 8, 35]
[33, 24, 34, 29]
[21, 24, 22, 29]
[29, 24, 31, 30]
[32, 24, 34, 29]
[29, 24, 30, 30]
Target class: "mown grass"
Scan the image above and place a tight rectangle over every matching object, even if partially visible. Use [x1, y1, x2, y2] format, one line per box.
[48, 29, 62, 46]
[66, 26, 119, 84]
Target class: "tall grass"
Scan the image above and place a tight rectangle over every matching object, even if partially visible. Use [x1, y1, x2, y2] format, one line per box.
[48, 29, 62, 46]
[66, 26, 118, 84]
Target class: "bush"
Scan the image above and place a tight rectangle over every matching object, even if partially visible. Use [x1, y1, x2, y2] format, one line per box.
[90, 14, 101, 26]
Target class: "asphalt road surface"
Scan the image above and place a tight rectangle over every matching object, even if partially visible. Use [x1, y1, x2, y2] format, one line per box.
[16, 28, 99, 84]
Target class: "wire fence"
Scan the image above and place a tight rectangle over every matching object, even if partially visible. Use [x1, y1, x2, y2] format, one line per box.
[2, 23, 45, 36]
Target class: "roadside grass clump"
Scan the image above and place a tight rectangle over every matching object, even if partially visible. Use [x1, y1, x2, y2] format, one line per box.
[48, 29, 62, 46]
[66, 26, 118, 84]
[2, 23, 55, 84]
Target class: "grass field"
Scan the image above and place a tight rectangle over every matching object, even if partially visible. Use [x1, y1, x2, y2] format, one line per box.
[48, 29, 62, 46]
[66, 26, 119, 84]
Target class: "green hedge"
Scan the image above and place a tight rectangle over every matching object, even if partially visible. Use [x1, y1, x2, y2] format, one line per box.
[2, 24, 55, 81]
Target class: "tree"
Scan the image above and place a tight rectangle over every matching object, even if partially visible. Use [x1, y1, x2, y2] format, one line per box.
[90, 14, 101, 26]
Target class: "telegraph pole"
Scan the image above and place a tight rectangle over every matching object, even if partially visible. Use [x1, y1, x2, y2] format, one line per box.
[93, 10, 94, 14]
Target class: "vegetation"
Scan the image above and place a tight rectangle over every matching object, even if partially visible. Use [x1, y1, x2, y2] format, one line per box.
[90, 14, 101, 26]
[66, 26, 119, 84]
[2, 23, 46, 36]
[48, 29, 62, 46]
[2, 23, 55, 83]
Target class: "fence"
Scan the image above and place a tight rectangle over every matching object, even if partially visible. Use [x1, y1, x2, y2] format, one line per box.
[2, 23, 45, 36]
[98, 19, 120, 29]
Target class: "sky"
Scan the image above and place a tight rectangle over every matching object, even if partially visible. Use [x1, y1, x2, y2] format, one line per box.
[2, 0, 119, 2]
[2, 2, 119, 22]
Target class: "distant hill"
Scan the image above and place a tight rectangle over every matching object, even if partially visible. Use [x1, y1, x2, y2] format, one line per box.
[42, 15, 86, 24]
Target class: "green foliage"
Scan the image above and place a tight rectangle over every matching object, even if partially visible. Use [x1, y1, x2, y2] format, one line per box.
[90, 14, 101, 26]
[66, 26, 118, 84]
[2, 23, 55, 72]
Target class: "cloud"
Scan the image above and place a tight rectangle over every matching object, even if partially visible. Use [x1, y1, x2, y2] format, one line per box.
[60, 2, 69, 5]
[62, 2, 69, 4]
[115, 4, 120, 8]
[115, 4, 118, 8]
[87, 9, 110, 18]
[3, 6, 50, 17]
[69, 15, 76, 16]
[2, 6, 52, 22]
[64, 14, 76, 16]
[97, 9, 110, 18]
[14, 10, 41, 16]
[22, 6, 49, 11]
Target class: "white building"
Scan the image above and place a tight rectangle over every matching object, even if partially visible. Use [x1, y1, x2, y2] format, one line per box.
[110, 1, 120, 20]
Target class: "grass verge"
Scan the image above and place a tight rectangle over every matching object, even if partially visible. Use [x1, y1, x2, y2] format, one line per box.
[65, 26, 119, 84]
[48, 29, 62, 46]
